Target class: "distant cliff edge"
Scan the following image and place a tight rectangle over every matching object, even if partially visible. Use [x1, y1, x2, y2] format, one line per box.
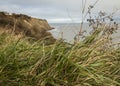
[0, 11, 55, 43]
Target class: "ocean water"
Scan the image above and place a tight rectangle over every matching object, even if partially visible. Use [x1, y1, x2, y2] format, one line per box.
[49, 23, 120, 44]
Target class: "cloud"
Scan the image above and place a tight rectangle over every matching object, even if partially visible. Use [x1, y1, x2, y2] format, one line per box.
[0, 0, 120, 23]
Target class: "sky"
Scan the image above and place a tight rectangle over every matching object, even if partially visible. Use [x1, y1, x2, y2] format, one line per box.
[0, 0, 120, 23]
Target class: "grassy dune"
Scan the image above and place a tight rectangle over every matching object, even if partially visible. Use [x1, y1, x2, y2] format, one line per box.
[0, 28, 119, 86]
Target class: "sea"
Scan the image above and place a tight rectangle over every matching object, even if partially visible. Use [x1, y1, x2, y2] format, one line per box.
[49, 23, 120, 44]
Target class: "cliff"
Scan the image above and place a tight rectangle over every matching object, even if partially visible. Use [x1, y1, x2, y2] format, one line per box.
[0, 11, 55, 43]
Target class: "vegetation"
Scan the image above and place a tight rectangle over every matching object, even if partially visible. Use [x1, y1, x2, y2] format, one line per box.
[0, 22, 119, 86]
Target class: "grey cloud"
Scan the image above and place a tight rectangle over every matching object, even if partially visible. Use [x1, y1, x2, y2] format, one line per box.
[0, 0, 120, 23]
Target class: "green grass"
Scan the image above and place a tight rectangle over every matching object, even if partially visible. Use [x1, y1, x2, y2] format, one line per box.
[0, 30, 120, 86]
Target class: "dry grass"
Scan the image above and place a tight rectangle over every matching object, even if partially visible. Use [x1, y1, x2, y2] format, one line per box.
[0, 28, 119, 86]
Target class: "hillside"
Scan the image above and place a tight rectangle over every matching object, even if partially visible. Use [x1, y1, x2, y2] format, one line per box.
[0, 11, 55, 43]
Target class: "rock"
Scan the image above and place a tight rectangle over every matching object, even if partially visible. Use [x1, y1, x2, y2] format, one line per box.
[0, 11, 55, 43]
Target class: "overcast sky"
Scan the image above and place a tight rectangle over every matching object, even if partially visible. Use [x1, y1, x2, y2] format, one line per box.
[0, 0, 120, 23]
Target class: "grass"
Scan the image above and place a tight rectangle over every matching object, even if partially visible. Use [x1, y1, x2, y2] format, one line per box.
[0, 28, 119, 86]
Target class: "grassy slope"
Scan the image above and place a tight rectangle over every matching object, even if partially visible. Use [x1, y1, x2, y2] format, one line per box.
[0, 30, 120, 86]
